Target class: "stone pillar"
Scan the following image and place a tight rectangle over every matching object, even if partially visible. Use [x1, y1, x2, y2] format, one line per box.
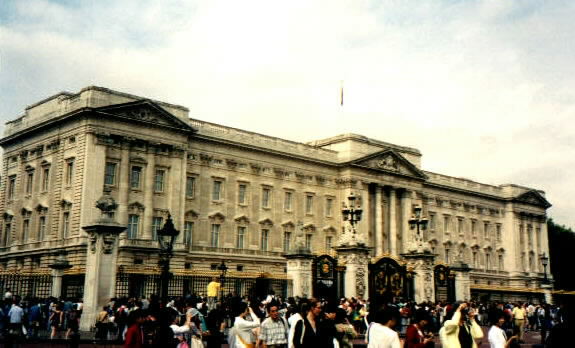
[49, 254, 73, 298]
[336, 245, 370, 299]
[375, 186, 384, 257]
[541, 284, 553, 304]
[451, 261, 471, 301]
[402, 252, 435, 303]
[285, 254, 313, 298]
[388, 187, 397, 256]
[143, 153, 155, 239]
[79, 195, 126, 331]
[400, 189, 412, 254]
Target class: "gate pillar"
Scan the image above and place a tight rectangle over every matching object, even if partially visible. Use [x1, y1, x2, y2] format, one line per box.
[451, 261, 471, 301]
[402, 252, 435, 303]
[285, 253, 313, 298]
[79, 195, 125, 331]
[336, 245, 370, 299]
[49, 253, 72, 298]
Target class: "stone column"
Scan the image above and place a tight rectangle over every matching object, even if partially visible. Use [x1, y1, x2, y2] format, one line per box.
[80, 195, 126, 331]
[400, 189, 412, 254]
[49, 254, 72, 298]
[451, 261, 471, 301]
[402, 252, 435, 303]
[388, 187, 397, 256]
[541, 283, 553, 304]
[143, 152, 156, 239]
[285, 254, 313, 298]
[336, 245, 370, 299]
[375, 186, 384, 256]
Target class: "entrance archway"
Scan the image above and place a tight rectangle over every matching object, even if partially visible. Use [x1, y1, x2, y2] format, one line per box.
[434, 264, 455, 303]
[369, 257, 410, 310]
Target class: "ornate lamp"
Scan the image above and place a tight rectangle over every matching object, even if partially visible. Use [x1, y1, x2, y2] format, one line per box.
[540, 253, 549, 283]
[217, 260, 228, 301]
[157, 214, 179, 256]
[409, 205, 428, 252]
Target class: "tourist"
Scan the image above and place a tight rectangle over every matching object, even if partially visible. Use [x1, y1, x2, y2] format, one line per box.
[49, 303, 64, 339]
[487, 311, 517, 348]
[405, 309, 434, 348]
[511, 303, 526, 342]
[334, 307, 357, 348]
[366, 307, 401, 348]
[318, 302, 339, 348]
[233, 302, 261, 348]
[124, 309, 146, 348]
[288, 300, 307, 348]
[260, 302, 289, 348]
[439, 302, 483, 348]
[206, 278, 220, 311]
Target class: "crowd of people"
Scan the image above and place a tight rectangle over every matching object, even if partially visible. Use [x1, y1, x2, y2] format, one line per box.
[0, 285, 569, 348]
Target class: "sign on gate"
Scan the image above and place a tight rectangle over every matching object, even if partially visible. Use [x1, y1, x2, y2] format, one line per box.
[313, 255, 338, 301]
[434, 264, 455, 303]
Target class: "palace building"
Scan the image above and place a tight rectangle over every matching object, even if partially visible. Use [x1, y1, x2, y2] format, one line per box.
[0, 86, 552, 306]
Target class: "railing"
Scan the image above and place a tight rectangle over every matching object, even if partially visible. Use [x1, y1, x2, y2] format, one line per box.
[0, 272, 52, 298]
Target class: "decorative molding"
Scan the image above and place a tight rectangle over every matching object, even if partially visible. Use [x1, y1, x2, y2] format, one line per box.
[185, 209, 199, 219]
[273, 167, 285, 178]
[250, 163, 262, 174]
[226, 159, 238, 170]
[208, 211, 225, 222]
[128, 202, 145, 213]
[234, 215, 250, 224]
[259, 218, 274, 227]
[281, 220, 295, 229]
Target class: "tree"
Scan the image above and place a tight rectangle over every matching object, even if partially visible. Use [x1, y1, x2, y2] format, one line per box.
[548, 218, 575, 290]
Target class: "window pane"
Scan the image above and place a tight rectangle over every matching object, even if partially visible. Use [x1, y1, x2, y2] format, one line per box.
[305, 234, 312, 250]
[211, 224, 220, 247]
[284, 192, 292, 210]
[62, 212, 70, 238]
[261, 229, 269, 251]
[38, 216, 46, 241]
[131, 167, 142, 189]
[22, 220, 30, 241]
[154, 170, 165, 192]
[326, 198, 333, 216]
[186, 176, 196, 197]
[212, 181, 222, 201]
[104, 162, 117, 185]
[128, 215, 139, 239]
[184, 221, 194, 246]
[238, 184, 247, 204]
[306, 196, 313, 214]
[43, 168, 50, 191]
[262, 188, 270, 208]
[284, 231, 291, 252]
[152, 217, 163, 240]
[237, 226, 245, 249]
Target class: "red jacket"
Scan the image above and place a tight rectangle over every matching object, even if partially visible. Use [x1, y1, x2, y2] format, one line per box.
[124, 324, 144, 348]
[405, 324, 427, 348]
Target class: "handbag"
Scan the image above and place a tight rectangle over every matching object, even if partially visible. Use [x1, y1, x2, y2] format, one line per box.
[191, 336, 204, 348]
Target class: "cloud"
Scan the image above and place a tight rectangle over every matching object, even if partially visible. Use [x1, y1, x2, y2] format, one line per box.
[1, 0, 574, 226]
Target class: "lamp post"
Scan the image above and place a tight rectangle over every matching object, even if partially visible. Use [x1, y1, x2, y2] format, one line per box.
[342, 192, 363, 233]
[217, 260, 228, 302]
[408, 205, 428, 252]
[540, 253, 549, 284]
[157, 214, 179, 305]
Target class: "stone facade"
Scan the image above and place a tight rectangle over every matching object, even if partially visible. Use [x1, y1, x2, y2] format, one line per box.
[0, 86, 552, 302]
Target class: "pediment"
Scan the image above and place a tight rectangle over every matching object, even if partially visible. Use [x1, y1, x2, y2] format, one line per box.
[234, 215, 250, 224]
[513, 190, 552, 209]
[349, 150, 426, 179]
[95, 100, 195, 133]
[259, 218, 274, 226]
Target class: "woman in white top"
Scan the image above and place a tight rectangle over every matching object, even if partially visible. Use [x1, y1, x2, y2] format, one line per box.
[366, 307, 401, 348]
[234, 302, 261, 348]
[488, 312, 517, 348]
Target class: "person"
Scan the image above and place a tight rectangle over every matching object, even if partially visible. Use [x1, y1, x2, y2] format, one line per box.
[318, 303, 338, 348]
[233, 302, 261, 348]
[288, 300, 307, 348]
[439, 302, 483, 348]
[405, 309, 434, 348]
[50, 303, 65, 339]
[487, 311, 517, 348]
[366, 307, 401, 348]
[207, 278, 221, 311]
[260, 303, 289, 348]
[95, 306, 111, 340]
[124, 309, 146, 348]
[334, 307, 357, 348]
[65, 305, 80, 339]
[292, 298, 322, 348]
[7, 299, 24, 338]
[511, 303, 526, 343]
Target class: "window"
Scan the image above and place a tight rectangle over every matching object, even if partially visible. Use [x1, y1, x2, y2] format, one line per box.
[152, 217, 163, 240]
[472, 251, 478, 268]
[65, 159, 74, 185]
[236, 226, 246, 249]
[325, 236, 333, 251]
[305, 234, 312, 251]
[154, 169, 165, 192]
[305, 195, 314, 214]
[536, 227, 541, 249]
[212, 180, 222, 201]
[445, 248, 450, 264]
[457, 218, 464, 235]
[484, 222, 489, 239]
[498, 254, 504, 271]
[62, 212, 70, 238]
[127, 215, 140, 239]
[262, 187, 271, 208]
[22, 219, 30, 242]
[429, 213, 436, 230]
[186, 176, 196, 198]
[261, 229, 269, 251]
[42, 167, 50, 191]
[238, 184, 247, 204]
[325, 198, 333, 217]
[486, 253, 491, 270]
[283, 231, 291, 252]
[284, 191, 293, 211]
[211, 224, 220, 247]
[443, 216, 450, 234]
[7, 175, 16, 200]
[471, 220, 477, 237]
[496, 224, 502, 241]
[527, 225, 533, 246]
[26, 171, 34, 194]
[184, 221, 194, 246]
[130, 166, 142, 189]
[104, 162, 117, 185]
[38, 216, 46, 241]
[3, 223, 11, 246]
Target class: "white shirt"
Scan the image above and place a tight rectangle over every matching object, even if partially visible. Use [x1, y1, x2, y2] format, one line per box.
[488, 325, 507, 348]
[367, 323, 400, 348]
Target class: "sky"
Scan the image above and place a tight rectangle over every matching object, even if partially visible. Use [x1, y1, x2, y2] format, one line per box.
[1, 0, 574, 228]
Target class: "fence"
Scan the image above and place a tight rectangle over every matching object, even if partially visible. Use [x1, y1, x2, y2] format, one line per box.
[116, 266, 291, 299]
[0, 272, 52, 298]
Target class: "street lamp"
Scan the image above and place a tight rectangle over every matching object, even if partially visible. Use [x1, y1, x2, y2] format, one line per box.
[217, 260, 228, 302]
[408, 205, 428, 251]
[342, 192, 363, 232]
[157, 214, 180, 304]
[540, 253, 549, 284]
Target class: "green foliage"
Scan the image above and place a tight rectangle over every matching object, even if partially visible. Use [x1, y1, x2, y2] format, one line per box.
[548, 218, 575, 290]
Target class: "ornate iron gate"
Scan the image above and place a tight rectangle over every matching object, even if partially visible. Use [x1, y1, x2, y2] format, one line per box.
[369, 257, 411, 310]
[434, 264, 455, 303]
[313, 255, 339, 301]
[0, 272, 52, 298]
